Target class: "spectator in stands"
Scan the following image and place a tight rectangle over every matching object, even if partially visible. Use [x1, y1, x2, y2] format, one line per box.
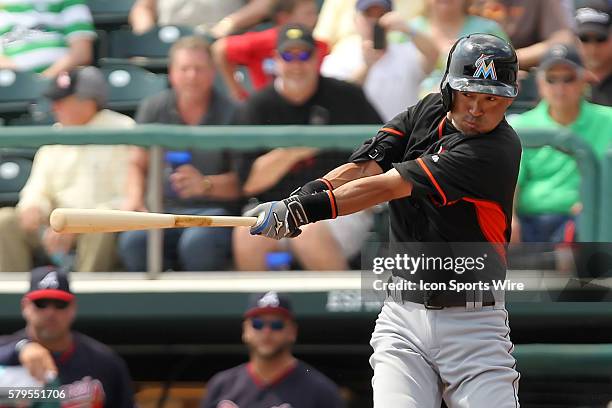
[129, 0, 274, 38]
[0, 0, 95, 77]
[411, 0, 507, 95]
[510, 44, 612, 242]
[119, 36, 239, 272]
[0, 67, 134, 272]
[0, 268, 135, 407]
[201, 291, 344, 408]
[232, 24, 381, 271]
[321, 0, 438, 121]
[314, 0, 423, 52]
[470, 0, 576, 69]
[576, 0, 612, 106]
[211, 0, 327, 101]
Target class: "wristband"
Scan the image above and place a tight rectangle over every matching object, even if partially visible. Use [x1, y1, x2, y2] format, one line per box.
[298, 190, 338, 222]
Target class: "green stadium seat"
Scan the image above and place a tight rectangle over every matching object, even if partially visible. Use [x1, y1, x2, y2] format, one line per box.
[0, 148, 36, 207]
[0, 70, 50, 116]
[87, 0, 135, 27]
[100, 65, 168, 115]
[101, 26, 195, 72]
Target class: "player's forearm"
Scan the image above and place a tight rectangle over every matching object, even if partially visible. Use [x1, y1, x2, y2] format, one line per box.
[334, 168, 412, 215]
[322, 161, 383, 189]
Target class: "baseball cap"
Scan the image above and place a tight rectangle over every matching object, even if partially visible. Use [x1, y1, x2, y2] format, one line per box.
[356, 0, 393, 12]
[576, 0, 611, 38]
[24, 267, 75, 302]
[277, 24, 315, 53]
[244, 291, 294, 320]
[44, 66, 107, 107]
[539, 44, 584, 71]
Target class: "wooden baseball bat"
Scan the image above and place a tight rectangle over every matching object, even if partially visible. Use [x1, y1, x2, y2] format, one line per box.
[50, 208, 259, 234]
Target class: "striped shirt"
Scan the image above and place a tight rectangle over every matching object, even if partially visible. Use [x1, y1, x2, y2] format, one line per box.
[0, 0, 96, 72]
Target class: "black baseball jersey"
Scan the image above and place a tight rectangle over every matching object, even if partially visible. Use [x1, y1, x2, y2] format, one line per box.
[350, 93, 521, 266]
[0, 330, 135, 408]
[201, 361, 344, 408]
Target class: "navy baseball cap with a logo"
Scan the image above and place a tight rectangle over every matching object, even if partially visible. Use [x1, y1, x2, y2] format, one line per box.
[244, 291, 294, 320]
[25, 267, 75, 302]
[277, 24, 316, 53]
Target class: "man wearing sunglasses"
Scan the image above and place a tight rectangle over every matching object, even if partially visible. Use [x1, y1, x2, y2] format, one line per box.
[0, 268, 135, 407]
[576, 0, 612, 106]
[510, 43, 612, 243]
[201, 291, 344, 408]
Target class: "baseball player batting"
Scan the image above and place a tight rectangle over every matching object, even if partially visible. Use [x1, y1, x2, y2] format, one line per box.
[246, 33, 521, 407]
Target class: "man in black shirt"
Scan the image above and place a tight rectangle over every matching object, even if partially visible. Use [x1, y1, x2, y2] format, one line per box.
[246, 34, 522, 407]
[232, 24, 382, 271]
[576, 0, 612, 106]
[0, 268, 134, 407]
[200, 291, 344, 408]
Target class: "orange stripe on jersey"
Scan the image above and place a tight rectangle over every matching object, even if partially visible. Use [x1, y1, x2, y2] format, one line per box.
[381, 127, 404, 137]
[416, 158, 447, 205]
[462, 197, 508, 261]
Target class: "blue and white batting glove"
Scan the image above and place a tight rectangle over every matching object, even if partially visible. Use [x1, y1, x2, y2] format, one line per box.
[245, 196, 310, 240]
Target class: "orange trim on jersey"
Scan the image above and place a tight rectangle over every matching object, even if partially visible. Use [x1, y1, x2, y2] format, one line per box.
[462, 197, 508, 261]
[319, 178, 333, 191]
[326, 190, 338, 219]
[416, 158, 447, 205]
[438, 117, 446, 139]
[381, 127, 405, 137]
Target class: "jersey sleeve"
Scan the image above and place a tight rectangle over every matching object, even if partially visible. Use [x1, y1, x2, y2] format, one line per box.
[225, 30, 272, 66]
[107, 354, 136, 408]
[393, 135, 519, 205]
[349, 108, 413, 172]
[0, 338, 20, 366]
[200, 373, 223, 408]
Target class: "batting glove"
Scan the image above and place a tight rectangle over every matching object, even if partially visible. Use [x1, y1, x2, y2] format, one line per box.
[245, 196, 310, 240]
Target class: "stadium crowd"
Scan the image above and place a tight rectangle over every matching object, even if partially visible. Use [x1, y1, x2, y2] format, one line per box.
[0, 0, 611, 273]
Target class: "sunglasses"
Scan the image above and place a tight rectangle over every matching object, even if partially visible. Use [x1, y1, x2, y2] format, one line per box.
[33, 299, 70, 310]
[280, 50, 313, 62]
[579, 34, 608, 43]
[250, 317, 285, 331]
[545, 74, 578, 84]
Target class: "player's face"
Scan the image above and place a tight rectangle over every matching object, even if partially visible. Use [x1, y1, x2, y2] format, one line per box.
[169, 48, 215, 99]
[22, 297, 76, 343]
[275, 46, 319, 89]
[450, 91, 514, 135]
[537, 64, 586, 113]
[579, 30, 612, 72]
[243, 314, 297, 360]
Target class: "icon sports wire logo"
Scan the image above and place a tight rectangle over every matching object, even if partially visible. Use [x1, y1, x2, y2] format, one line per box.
[473, 54, 497, 80]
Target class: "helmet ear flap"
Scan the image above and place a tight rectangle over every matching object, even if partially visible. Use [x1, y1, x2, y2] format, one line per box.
[440, 37, 462, 112]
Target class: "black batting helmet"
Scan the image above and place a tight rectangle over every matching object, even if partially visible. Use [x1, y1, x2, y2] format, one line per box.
[440, 33, 519, 111]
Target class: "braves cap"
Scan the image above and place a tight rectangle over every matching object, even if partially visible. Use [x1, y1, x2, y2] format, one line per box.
[277, 24, 315, 53]
[244, 291, 294, 320]
[576, 0, 611, 38]
[44, 66, 107, 107]
[356, 0, 393, 12]
[25, 267, 75, 302]
[539, 44, 584, 71]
